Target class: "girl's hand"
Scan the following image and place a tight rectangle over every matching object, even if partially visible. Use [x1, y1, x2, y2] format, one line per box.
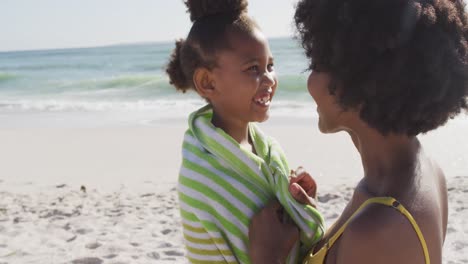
[289, 167, 318, 207]
[249, 201, 299, 264]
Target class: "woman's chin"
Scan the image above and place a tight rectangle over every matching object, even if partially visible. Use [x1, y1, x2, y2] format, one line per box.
[318, 126, 329, 134]
[318, 119, 336, 134]
[318, 119, 327, 133]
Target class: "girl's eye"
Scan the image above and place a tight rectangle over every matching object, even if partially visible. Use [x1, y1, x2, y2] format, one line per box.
[247, 65, 259, 72]
[267, 63, 274, 71]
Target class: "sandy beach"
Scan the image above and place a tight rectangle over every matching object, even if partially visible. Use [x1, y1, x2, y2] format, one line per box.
[0, 116, 467, 264]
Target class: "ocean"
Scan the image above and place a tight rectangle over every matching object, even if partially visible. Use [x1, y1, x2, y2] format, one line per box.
[0, 38, 316, 128]
[0, 37, 466, 180]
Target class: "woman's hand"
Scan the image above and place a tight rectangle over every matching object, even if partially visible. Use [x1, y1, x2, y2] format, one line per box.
[249, 200, 299, 264]
[289, 167, 318, 207]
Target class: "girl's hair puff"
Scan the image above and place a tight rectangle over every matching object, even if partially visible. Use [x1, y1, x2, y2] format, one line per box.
[185, 0, 248, 22]
[166, 0, 256, 92]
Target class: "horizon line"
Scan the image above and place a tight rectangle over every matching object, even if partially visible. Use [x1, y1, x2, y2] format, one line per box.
[0, 35, 294, 54]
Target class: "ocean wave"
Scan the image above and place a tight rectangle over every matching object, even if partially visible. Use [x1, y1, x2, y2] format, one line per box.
[0, 98, 205, 113]
[0, 72, 18, 82]
[0, 98, 318, 117]
[100, 75, 167, 89]
[0, 63, 108, 71]
[0, 74, 178, 99]
[51, 74, 308, 91]
[52, 74, 175, 95]
[276, 75, 308, 92]
[0, 70, 308, 90]
[132, 64, 164, 72]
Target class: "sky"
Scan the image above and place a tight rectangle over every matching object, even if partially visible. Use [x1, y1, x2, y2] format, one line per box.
[0, 0, 298, 52]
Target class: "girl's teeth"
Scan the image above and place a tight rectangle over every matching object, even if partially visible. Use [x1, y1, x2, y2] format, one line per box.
[255, 96, 271, 105]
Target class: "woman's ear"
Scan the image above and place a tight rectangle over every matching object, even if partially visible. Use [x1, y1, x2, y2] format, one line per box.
[193, 68, 215, 100]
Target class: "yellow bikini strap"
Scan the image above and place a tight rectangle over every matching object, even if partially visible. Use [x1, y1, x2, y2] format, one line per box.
[326, 197, 430, 264]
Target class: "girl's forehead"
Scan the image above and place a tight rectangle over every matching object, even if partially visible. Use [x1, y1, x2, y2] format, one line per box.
[221, 30, 272, 60]
[226, 28, 267, 46]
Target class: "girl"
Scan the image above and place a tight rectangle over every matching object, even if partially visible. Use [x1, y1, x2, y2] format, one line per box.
[166, 0, 324, 263]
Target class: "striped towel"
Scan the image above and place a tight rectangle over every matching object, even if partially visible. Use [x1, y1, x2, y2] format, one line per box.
[178, 105, 324, 264]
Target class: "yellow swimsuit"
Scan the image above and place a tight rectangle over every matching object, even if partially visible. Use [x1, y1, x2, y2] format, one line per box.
[303, 197, 430, 264]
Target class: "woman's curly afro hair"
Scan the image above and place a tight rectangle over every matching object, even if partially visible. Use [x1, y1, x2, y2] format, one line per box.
[166, 0, 255, 93]
[295, 0, 468, 136]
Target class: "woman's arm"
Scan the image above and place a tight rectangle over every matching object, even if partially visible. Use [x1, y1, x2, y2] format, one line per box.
[248, 201, 300, 264]
[248, 169, 320, 263]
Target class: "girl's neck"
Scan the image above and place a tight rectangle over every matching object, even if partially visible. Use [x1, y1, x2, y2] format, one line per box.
[349, 128, 421, 197]
[211, 111, 251, 147]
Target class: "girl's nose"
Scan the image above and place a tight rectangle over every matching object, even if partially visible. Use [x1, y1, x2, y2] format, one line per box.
[262, 71, 276, 86]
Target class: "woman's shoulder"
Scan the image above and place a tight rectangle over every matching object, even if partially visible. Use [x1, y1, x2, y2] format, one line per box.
[336, 200, 428, 263]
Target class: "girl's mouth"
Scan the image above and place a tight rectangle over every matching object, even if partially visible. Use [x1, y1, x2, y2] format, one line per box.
[254, 86, 273, 107]
[254, 94, 271, 107]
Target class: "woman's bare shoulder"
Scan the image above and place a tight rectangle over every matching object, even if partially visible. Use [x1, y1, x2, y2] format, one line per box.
[335, 203, 427, 264]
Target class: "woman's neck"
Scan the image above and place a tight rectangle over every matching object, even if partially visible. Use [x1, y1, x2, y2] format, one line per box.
[349, 128, 421, 196]
[211, 111, 251, 148]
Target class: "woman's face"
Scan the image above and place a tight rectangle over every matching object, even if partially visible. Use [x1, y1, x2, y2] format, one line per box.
[307, 71, 346, 133]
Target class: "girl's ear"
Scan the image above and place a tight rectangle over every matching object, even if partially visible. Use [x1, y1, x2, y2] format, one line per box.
[193, 68, 216, 100]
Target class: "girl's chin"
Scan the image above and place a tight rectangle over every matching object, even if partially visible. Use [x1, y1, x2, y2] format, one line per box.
[253, 113, 270, 123]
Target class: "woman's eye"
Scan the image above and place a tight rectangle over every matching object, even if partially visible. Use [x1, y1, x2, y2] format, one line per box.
[311, 63, 322, 73]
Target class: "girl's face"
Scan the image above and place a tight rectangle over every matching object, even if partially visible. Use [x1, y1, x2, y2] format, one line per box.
[209, 28, 277, 126]
[307, 71, 346, 133]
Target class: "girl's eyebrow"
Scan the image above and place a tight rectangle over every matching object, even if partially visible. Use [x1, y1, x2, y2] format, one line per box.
[242, 58, 259, 65]
[242, 56, 274, 65]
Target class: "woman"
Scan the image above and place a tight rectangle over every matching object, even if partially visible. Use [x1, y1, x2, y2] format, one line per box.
[248, 0, 467, 263]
